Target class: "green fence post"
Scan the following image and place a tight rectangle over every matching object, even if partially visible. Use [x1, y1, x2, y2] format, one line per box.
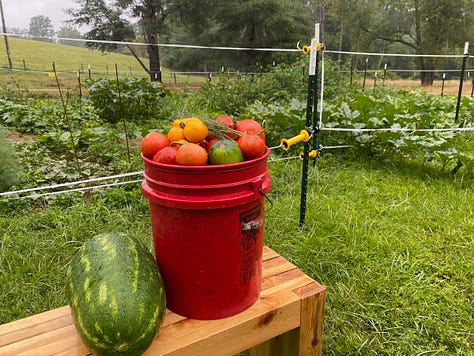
[455, 42, 469, 122]
[300, 24, 320, 228]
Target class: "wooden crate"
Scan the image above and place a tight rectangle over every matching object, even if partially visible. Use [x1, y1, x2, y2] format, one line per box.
[0, 246, 326, 355]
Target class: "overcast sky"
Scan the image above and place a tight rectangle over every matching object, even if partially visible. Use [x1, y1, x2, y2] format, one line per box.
[2, 0, 78, 31]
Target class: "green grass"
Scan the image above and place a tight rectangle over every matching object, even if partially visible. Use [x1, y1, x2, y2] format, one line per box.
[0, 37, 206, 90]
[267, 155, 474, 354]
[0, 37, 149, 73]
[1, 153, 473, 354]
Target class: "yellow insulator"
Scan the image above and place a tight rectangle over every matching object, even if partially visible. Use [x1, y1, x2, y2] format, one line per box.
[299, 150, 318, 160]
[280, 130, 310, 151]
[302, 45, 311, 55]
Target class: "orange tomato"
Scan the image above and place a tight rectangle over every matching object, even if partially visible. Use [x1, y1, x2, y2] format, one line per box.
[167, 126, 185, 142]
[171, 118, 186, 128]
[176, 143, 208, 166]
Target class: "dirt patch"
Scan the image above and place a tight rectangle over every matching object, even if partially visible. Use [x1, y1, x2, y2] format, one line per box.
[376, 79, 474, 97]
[7, 133, 37, 142]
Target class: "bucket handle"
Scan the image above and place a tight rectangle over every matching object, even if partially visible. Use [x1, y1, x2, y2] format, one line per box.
[257, 188, 273, 212]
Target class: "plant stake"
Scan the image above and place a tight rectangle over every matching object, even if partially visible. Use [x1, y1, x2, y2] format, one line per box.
[455, 42, 469, 122]
[52, 62, 83, 177]
[115, 64, 132, 165]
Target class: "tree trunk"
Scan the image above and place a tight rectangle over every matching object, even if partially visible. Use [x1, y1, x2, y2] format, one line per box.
[243, 20, 258, 68]
[126, 44, 150, 74]
[418, 57, 435, 86]
[412, 0, 434, 86]
[146, 34, 161, 82]
[338, 20, 344, 61]
[142, 0, 162, 83]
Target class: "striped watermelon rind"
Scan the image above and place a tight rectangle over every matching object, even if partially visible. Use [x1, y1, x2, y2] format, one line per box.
[66, 232, 166, 356]
[208, 139, 244, 165]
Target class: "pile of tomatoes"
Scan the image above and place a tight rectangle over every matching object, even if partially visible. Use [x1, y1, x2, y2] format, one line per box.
[141, 115, 266, 166]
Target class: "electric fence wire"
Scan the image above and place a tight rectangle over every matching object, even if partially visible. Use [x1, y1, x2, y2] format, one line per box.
[0, 33, 300, 52]
[2, 143, 357, 201]
[0, 67, 133, 75]
[0, 172, 144, 201]
[0, 153, 305, 201]
[268, 155, 300, 162]
[4, 125, 459, 201]
[320, 126, 474, 133]
[3, 32, 472, 57]
[325, 49, 466, 58]
[8, 179, 143, 200]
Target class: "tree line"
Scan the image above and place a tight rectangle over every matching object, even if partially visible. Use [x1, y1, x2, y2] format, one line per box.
[27, 0, 474, 84]
[8, 15, 84, 47]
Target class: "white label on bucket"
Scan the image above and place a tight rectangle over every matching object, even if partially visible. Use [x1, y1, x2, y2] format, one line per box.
[240, 205, 263, 283]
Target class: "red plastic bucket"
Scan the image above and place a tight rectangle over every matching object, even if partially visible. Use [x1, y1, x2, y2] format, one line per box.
[141, 149, 271, 320]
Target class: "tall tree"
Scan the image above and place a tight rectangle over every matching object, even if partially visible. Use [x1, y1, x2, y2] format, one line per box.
[360, 0, 474, 85]
[67, 0, 175, 82]
[57, 26, 84, 47]
[219, 0, 311, 66]
[309, 0, 474, 85]
[29, 15, 54, 39]
[166, 0, 312, 71]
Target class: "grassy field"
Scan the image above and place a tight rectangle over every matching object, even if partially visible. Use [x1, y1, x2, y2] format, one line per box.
[3, 37, 474, 97]
[269, 156, 474, 354]
[0, 37, 207, 92]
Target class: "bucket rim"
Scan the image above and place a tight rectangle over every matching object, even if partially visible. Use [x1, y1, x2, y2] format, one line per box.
[142, 147, 270, 172]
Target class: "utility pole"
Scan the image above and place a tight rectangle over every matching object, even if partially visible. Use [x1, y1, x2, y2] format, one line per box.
[0, 0, 12, 69]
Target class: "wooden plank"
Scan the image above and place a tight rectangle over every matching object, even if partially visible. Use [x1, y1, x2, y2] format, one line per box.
[0, 307, 71, 347]
[262, 246, 280, 261]
[295, 283, 327, 356]
[160, 310, 187, 328]
[144, 288, 301, 355]
[246, 328, 299, 356]
[0, 323, 88, 356]
[261, 256, 297, 279]
[261, 268, 305, 291]
[261, 274, 315, 298]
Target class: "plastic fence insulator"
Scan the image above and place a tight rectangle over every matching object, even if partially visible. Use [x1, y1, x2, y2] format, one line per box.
[280, 130, 310, 151]
[299, 150, 318, 160]
[301, 42, 322, 55]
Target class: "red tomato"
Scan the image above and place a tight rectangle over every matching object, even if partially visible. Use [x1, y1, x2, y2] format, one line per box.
[141, 132, 170, 159]
[206, 137, 220, 152]
[216, 115, 236, 139]
[237, 133, 266, 160]
[152, 145, 178, 164]
[235, 119, 265, 143]
[215, 115, 235, 130]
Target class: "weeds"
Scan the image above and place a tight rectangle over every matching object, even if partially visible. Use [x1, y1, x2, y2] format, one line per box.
[0, 127, 21, 191]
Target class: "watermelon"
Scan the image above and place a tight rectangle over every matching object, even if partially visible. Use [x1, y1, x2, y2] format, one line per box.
[208, 139, 244, 165]
[66, 232, 166, 356]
